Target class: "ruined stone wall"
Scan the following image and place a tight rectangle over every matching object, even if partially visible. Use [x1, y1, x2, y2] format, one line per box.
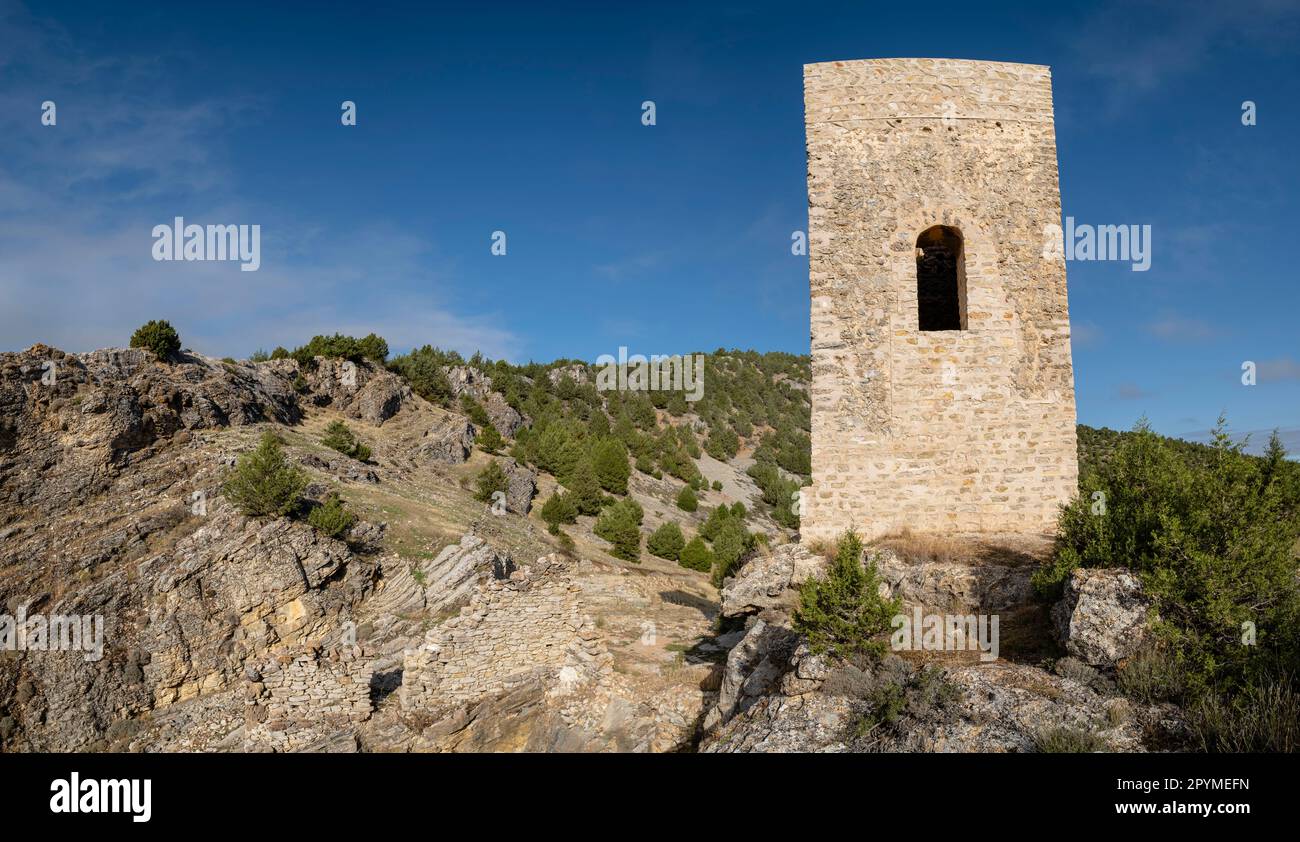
[400, 555, 609, 709]
[243, 645, 373, 751]
[802, 58, 1078, 543]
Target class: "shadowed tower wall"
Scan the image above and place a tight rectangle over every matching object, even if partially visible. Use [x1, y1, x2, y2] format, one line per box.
[802, 58, 1078, 543]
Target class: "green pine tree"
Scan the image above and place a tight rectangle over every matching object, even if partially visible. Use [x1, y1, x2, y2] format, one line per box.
[474, 460, 510, 504]
[679, 537, 714, 572]
[647, 522, 686, 561]
[540, 492, 578, 534]
[794, 531, 900, 659]
[593, 437, 631, 495]
[564, 456, 605, 516]
[223, 432, 308, 518]
[307, 492, 357, 539]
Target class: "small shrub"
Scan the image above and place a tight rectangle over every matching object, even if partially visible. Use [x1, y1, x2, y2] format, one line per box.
[594, 499, 642, 562]
[307, 493, 357, 539]
[1188, 675, 1300, 753]
[1033, 726, 1109, 753]
[474, 460, 510, 504]
[223, 432, 307, 518]
[540, 492, 578, 534]
[475, 423, 505, 454]
[388, 345, 455, 406]
[793, 531, 900, 659]
[676, 485, 698, 512]
[698, 505, 732, 542]
[709, 519, 751, 588]
[593, 438, 631, 495]
[712, 480, 723, 492]
[291, 333, 388, 368]
[129, 319, 181, 361]
[320, 420, 371, 462]
[563, 456, 605, 516]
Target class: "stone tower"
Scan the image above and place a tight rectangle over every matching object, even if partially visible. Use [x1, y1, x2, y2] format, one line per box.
[802, 58, 1078, 543]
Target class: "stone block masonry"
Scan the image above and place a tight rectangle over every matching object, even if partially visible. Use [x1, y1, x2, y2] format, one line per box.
[802, 58, 1078, 543]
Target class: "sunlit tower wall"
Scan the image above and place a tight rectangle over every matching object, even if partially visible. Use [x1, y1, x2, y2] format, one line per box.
[802, 58, 1078, 543]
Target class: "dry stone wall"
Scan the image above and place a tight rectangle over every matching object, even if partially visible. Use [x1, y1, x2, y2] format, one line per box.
[802, 58, 1078, 542]
[243, 645, 373, 751]
[401, 554, 610, 709]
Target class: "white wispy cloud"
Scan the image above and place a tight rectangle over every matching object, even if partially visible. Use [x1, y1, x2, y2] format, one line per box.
[1067, 0, 1300, 108]
[1115, 382, 1154, 400]
[0, 0, 518, 362]
[1144, 313, 1225, 343]
[1257, 357, 1300, 382]
[1071, 321, 1104, 348]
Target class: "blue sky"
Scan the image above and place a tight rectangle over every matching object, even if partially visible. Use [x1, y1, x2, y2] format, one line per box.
[1, 0, 1297, 450]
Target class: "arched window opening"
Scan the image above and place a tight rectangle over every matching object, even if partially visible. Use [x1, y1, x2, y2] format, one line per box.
[915, 225, 966, 331]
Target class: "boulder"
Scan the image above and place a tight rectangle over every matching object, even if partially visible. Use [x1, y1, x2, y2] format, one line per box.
[500, 458, 536, 514]
[1052, 568, 1152, 668]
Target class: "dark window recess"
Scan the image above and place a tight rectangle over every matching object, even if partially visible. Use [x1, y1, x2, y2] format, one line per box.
[916, 226, 966, 331]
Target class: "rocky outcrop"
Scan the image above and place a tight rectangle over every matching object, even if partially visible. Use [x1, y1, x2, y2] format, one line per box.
[293, 357, 409, 425]
[445, 365, 493, 401]
[0, 346, 301, 510]
[483, 393, 524, 439]
[417, 414, 475, 464]
[720, 543, 822, 618]
[703, 657, 1173, 753]
[300, 452, 379, 483]
[701, 619, 800, 731]
[875, 549, 1036, 612]
[1052, 568, 1152, 668]
[141, 505, 377, 709]
[702, 541, 1180, 753]
[547, 365, 588, 386]
[501, 458, 536, 514]
[444, 366, 523, 438]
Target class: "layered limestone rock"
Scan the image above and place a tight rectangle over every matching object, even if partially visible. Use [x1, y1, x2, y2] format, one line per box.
[417, 413, 475, 464]
[500, 457, 537, 515]
[141, 504, 377, 708]
[0, 346, 301, 510]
